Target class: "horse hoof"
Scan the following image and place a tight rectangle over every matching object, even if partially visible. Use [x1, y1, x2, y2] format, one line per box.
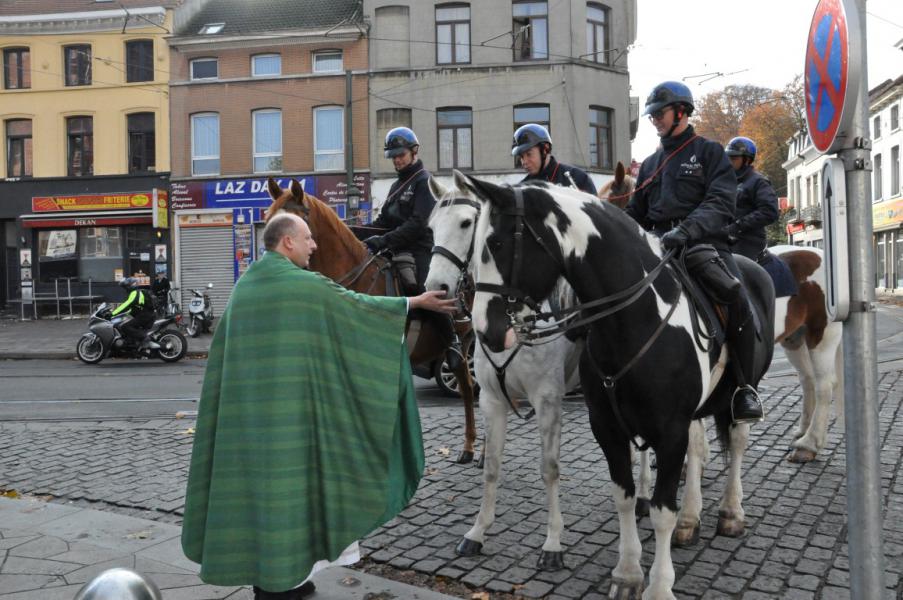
[608, 578, 644, 600]
[455, 450, 474, 464]
[787, 448, 817, 463]
[476, 454, 485, 469]
[716, 516, 745, 538]
[537, 550, 565, 571]
[455, 537, 483, 557]
[671, 522, 700, 547]
[634, 497, 650, 519]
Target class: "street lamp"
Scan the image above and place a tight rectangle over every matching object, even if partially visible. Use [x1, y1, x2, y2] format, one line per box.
[346, 184, 361, 210]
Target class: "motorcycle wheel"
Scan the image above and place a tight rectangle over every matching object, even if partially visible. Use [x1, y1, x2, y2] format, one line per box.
[76, 333, 105, 364]
[157, 329, 188, 362]
[186, 317, 200, 338]
[433, 335, 478, 398]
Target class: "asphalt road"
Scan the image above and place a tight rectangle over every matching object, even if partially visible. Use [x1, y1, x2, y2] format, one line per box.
[4, 302, 903, 420]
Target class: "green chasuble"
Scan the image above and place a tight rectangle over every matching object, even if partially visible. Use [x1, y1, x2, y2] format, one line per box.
[181, 251, 423, 591]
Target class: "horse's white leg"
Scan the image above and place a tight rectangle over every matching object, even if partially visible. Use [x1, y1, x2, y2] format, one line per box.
[673, 420, 707, 546]
[635, 447, 652, 518]
[783, 344, 816, 439]
[611, 485, 644, 596]
[457, 391, 507, 554]
[794, 324, 844, 457]
[717, 423, 748, 537]
[644, 506, 678, 600]
[535, 391, 565, 570]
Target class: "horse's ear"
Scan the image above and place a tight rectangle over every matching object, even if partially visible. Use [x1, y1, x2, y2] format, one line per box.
[457, 173, 509, 208]
[452, 169, 470, 192]
[290, 178, 304, 201]
[267, 177, 282, 201]
[428, 176, 449, 200]
[615, 162, 625, 184]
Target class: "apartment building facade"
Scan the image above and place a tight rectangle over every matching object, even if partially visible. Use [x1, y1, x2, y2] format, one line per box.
[0, 1, 177, 309]
[363, 0, 639, 201]
[167, 0, 369, 309]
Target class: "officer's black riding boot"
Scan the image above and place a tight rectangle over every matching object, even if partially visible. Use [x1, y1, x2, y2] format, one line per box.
[440, 313, 464, 372]
[726, 295, 764, 424]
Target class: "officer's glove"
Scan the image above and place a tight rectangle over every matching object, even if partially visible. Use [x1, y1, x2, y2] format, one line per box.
[661, 224, 692, 250]
[724, 222, 741, 244]
[363, 235, 386, 254]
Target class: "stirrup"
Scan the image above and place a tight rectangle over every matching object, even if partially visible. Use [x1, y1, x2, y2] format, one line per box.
[445, 341, 465, 371]
[731, 385, 764, 424]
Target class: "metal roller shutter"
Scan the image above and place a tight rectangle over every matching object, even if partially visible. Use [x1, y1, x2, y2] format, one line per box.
[178, 226, 234, 316]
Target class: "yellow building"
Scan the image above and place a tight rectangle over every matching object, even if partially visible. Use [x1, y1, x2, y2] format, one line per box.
[0, 3, 175, 310]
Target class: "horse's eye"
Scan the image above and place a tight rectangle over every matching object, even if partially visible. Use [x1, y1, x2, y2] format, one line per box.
[460, 219, 472, 229]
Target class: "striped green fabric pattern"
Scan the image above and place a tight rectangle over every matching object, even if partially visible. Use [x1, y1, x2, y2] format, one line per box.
[181, 251, 424, 592]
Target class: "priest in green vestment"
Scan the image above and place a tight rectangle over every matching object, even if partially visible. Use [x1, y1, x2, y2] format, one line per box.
[181, 213, 456, 599]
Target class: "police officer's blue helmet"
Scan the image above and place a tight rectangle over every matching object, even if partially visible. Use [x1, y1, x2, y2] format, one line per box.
[725, 136, 757, 161]
[119, 277, 138, 290]
[644, 81, 695, 116]
[511, 123, 552, 157]
[384, 127, 420, 158]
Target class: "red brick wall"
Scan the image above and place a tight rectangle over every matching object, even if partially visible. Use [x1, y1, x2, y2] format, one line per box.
[170, 38, 369, 177]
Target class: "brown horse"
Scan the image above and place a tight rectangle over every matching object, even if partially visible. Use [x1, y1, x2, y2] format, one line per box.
[265, 178, 479, 463]
[597, 161, 635, 209]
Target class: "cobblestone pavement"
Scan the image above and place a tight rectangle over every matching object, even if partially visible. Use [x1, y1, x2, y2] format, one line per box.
[1, 372, 901, 599]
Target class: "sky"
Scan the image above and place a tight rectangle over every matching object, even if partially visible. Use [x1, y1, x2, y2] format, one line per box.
[628, 0, 903, 160]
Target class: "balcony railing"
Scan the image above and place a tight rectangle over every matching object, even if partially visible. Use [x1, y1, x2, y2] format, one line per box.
[801, 204, 823, 225]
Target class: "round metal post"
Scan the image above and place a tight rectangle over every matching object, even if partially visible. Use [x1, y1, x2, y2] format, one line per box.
[838, 0, 886, 595]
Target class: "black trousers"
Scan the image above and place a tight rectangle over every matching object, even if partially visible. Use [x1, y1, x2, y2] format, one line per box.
[121, 314, 154, 343]
[718, 249, 757, 388]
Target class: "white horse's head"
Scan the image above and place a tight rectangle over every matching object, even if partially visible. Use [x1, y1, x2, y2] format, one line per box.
[425, 170, 483, 298]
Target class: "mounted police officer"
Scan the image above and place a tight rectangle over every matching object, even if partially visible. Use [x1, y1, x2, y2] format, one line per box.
[723, 136, 779, 261]
[513, 124, 597, 195]
[111, 277, 157, 349]
[365, 126, 463, 369]
[625, 81, 764, 424]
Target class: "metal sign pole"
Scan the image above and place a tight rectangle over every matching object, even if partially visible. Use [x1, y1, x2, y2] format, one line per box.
[839, 0, 885, 595]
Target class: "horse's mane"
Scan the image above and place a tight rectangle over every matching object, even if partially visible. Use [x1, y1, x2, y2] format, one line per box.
[306, 194, 369, 263]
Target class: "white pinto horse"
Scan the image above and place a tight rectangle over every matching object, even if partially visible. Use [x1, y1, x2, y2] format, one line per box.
[425, 173, 638, 571]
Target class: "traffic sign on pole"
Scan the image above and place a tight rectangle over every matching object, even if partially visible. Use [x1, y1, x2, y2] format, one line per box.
[804, 0, 861, 154]
[821, 158, 849, 321]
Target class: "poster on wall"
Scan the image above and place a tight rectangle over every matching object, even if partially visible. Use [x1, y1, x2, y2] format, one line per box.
[155, 244, 167, 263]
[155, 263, 168, 276]
[20, 268, 32, 282]
[233, 222, 253, 281]
[19, 249, 31, 267]
[40, 230, 76, 259]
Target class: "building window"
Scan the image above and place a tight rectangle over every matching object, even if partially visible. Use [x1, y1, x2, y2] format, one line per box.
[892, 105, 900, 131]
[513, 1, 548, 61]
[127, 112, 155, 173]
[198, 22, 225, 35]
[436, 4, 470, 65]
[253, 109, 282, 173]
[3, 47, 30, 89]
[589, 106, 613, 169]
[79, 227, 122, 282]
[191, 113, 220, 175]
[586, 3, 609, 64]
[38, 229, 78, 283]
[190, 58, 218, 80]
[125, 40, 153, 82]
[314, 106, 344, 171]
[252, 54, 281, 77]
[67, 116, 93, 176]
[376, 108, 412, 155]
[892, 146, 900, 197]
[64, 45, 92, 86]
[437, 107, 472, 170]
[874, 116, 881, 139]
[6, 119, 32, 178]
[313, 51, 343, 73]
[874, 153, 883, 201]
[513, 104, 549, 166]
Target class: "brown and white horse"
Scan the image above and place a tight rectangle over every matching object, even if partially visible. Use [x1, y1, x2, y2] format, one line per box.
[597, 161, 636, 209]
[265, 178, 479, 463]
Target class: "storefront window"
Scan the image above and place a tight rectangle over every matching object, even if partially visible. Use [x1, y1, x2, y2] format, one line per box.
[877, 234, 887, 288]
[38, 229, 78, 282]
[126, 226, 153, 283]
[79, 227, 122, 282]
[896, 231, 903, 289]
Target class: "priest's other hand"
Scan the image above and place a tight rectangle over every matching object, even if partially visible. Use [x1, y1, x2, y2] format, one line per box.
[410, 290, 457, 314]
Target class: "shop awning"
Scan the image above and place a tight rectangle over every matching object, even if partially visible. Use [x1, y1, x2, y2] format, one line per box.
[20, 209, 152, 228]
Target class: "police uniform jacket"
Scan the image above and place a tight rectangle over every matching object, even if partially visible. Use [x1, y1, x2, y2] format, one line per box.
[522, 157, 597, 195]
[625, 126, 737, 249]
[372, 159, 435, 256]
[730, 166, 779, 260]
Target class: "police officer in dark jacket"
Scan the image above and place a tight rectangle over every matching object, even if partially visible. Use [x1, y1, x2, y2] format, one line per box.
[365, 127, 463, 368]
[723, 136, 779, 260]
[625, 81, 763, 424]
[513, 124, 597, 195]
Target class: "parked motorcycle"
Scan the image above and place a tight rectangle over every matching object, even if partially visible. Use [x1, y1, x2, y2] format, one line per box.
[185, 283, 214, 338]
[154, 287, 182, 320]
[76, 303, 187, 364]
